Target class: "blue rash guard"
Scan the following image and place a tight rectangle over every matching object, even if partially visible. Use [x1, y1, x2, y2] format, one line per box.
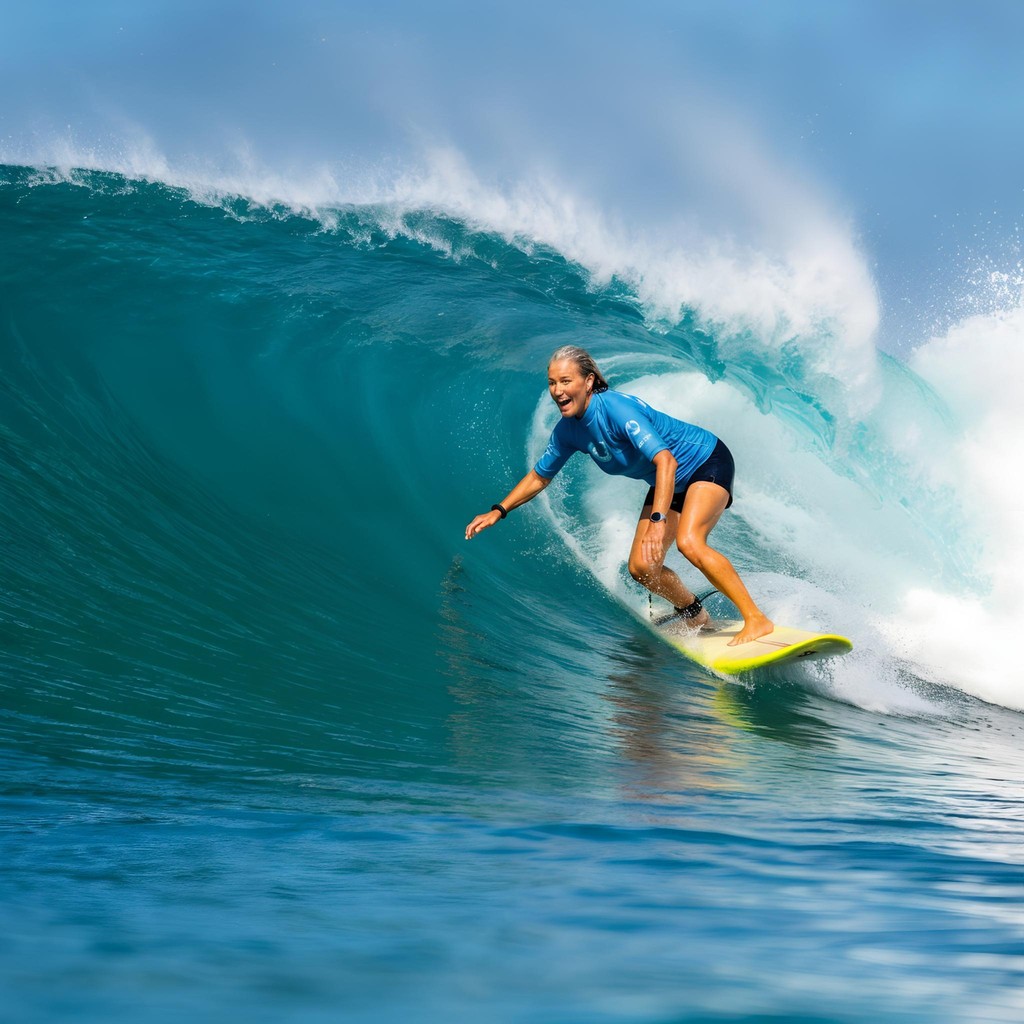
[533, 390, 717, 489]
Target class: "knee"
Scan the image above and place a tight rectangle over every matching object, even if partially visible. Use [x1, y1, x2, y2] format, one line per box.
[677, 532, 708, 567]
[628, 554, 659, 583]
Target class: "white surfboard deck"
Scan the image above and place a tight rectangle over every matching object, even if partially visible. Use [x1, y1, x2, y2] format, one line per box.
[652, 613, 853, 676]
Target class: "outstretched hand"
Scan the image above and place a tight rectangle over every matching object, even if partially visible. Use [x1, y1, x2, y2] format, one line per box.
[464, 470, 547, 541]
[465, 509, 501, 540]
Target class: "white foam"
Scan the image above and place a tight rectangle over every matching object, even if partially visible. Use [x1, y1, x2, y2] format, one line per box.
[887, 298, 1024, 707]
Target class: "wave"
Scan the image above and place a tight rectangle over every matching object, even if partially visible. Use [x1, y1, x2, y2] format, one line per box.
[1, 160, 1023, 722]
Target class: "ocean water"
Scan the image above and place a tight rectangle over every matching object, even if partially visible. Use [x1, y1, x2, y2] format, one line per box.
[4, 4, 1024, 1022]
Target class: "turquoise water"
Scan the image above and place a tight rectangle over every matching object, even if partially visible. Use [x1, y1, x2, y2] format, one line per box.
[3, 165, 1024, 1022]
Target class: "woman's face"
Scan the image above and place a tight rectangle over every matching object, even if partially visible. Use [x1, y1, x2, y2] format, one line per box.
[548, 359, 594, 419]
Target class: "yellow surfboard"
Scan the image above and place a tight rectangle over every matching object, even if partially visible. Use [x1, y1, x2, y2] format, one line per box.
[653, 615, 853, 675]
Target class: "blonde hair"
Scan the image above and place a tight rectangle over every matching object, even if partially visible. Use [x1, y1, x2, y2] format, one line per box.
[548, 346, 610, 392]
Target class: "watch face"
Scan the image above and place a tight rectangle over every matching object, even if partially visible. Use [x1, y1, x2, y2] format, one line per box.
[650, 512, 665, 523]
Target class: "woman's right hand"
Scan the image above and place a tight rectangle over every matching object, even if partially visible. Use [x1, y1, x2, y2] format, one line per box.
[465, 510, 501, 540]
[464, 471, 549, 542]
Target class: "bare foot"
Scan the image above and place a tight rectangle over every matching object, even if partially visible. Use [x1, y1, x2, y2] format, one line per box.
[727, 615, 774, 646]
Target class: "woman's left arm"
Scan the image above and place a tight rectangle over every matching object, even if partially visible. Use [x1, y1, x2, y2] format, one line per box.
[640, 448, 678, 564]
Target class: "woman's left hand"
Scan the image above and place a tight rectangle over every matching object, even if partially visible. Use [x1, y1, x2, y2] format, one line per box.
[641, 519, 668, 567]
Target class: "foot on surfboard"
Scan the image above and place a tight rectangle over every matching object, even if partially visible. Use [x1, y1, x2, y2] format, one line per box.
[727, 616, 775, 646]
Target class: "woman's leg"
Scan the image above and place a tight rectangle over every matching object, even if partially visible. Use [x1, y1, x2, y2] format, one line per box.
[627, 502, 710, 628]
[676, 481, 773, 645]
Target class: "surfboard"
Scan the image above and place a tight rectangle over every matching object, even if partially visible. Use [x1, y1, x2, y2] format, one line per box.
[652, 613, 853, 675]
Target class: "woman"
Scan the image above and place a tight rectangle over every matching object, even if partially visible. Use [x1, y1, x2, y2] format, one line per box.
[465, 346, 774, 646]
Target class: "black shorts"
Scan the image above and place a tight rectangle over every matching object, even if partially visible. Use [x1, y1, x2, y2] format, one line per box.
[644, 438, 735, 511]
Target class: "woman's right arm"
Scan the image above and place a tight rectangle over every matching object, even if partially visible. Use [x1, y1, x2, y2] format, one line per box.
[465, 470, 551, 539]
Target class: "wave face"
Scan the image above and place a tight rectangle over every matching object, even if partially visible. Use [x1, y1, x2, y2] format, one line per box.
[3, 164, 1024, 1023]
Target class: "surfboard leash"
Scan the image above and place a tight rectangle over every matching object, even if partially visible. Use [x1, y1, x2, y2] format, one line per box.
[648, 588, 720, 620]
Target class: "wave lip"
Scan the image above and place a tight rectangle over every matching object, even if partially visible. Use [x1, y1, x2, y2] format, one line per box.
[3, 134, 883, 403]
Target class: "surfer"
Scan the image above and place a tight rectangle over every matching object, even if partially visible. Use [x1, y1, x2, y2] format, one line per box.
[465, 346, 773, 645]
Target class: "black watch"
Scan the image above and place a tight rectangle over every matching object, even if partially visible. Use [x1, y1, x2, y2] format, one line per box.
[649, 511, 667, 523]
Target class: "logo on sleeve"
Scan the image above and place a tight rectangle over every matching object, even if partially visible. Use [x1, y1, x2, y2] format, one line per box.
[625, 419, 652, 449]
